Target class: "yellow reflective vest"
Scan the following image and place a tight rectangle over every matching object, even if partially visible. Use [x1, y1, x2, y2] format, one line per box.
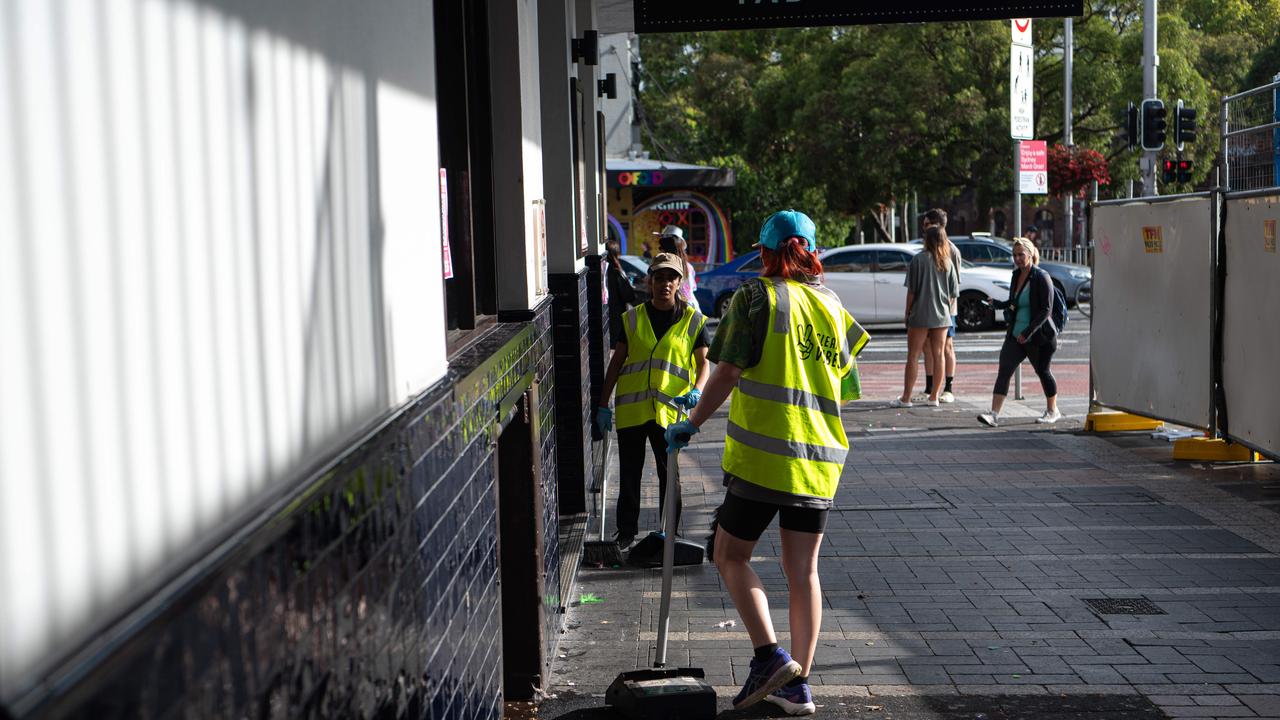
[722, 278, 869, 500]
[615, 303, 705, 429]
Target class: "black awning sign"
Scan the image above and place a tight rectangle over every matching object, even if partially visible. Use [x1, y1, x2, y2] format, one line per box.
[633, 0, 1084, 33]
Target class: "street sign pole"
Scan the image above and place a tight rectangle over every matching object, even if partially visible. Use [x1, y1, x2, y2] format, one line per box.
[1064, 18, 1074, 250]
[1141, 0, 1159, 195]
[1010, 19, 1033, 400]
[1013, 141, 1024, 400]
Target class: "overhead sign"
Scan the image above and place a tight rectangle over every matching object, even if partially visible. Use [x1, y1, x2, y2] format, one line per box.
[1011, 18, 1032, 46]
[1010, 43, 1034, 139]
[631, 1, 1083, 33]
[1019, 140, 1047, 194]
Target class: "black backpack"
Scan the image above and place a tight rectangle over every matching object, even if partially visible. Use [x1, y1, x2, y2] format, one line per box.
[1050, 284, 1069, 334]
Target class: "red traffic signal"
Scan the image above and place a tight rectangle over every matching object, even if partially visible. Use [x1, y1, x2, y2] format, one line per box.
[1162, 159, 1176, 183]
[1177, 159, 1194, 183]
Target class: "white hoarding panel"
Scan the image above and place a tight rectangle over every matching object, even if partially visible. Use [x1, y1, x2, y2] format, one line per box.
[0, 0, 448, 699]
[1091, 198, 1212, 428]
[1222, 195, 1280, 458]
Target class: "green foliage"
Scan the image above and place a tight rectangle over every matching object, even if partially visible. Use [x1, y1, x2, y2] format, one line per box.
[635, 1, 1278, 227]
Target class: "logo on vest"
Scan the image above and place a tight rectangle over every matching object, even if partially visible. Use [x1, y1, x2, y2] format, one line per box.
[795, 323, 842, 368]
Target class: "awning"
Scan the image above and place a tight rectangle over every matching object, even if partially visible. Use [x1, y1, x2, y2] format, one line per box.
[606, 159, 735, 189]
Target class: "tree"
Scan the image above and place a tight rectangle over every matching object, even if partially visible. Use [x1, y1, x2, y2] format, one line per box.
[634, 2, 1278, 240]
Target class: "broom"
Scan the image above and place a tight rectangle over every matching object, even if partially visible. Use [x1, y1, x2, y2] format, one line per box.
[583, 429, 626, 566]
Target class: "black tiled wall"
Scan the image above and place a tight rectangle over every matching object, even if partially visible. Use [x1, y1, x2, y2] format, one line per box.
[11, 301, 561, 720]
[549, 270, 592, 517]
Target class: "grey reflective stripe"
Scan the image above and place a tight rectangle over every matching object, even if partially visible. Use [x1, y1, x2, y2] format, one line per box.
[727, 421, 847, 465]
[626, 309, 638, 336]
[847, 321, 870, 361]
[617, 389, 680, 409]
[771, 278, 791, 334]
[621, 360, 649, 375]
[620, 358, 690, 382]
[653, 391, 680, 409]
[615, 391, 651, 407]
[687, 311, 704, 340]
[737, 377, 840, 417]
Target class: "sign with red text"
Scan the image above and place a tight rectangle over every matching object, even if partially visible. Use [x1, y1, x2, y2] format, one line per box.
[1019, 140, 1047, 194]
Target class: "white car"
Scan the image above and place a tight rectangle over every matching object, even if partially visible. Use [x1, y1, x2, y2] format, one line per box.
[818, 243, 1009, 331]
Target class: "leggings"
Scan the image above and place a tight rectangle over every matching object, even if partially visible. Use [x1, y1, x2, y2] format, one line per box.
[993, 333, 1058, 397]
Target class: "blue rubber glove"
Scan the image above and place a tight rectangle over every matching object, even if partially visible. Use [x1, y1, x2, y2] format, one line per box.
[596, 406, 613, 433]
[674, 388, 702, 410]
[665, 420, 700, 452]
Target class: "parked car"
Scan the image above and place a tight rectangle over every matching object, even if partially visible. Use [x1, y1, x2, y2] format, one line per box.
[910, 234, 1092, 305]
[818, 244, 1011, 331]
[693, 251, 762, 318]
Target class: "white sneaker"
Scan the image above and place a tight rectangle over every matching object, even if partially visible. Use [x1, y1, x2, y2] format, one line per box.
[889, 397, 913, 408]
[1036, 409, 1063, 424]
[940, 391, 955, 404]
[977, 413, 999, 427]
[922, 398, 940, 407]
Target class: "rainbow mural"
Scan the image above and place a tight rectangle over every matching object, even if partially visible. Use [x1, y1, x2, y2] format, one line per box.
[609, 190, 734, 265]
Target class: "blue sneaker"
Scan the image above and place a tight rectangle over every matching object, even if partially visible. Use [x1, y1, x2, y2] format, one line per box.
[766, 681, 816, 716]
[732, 647, 802, 709]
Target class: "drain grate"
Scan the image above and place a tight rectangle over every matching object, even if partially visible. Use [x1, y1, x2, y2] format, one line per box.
[1083, 597, 1167, 615]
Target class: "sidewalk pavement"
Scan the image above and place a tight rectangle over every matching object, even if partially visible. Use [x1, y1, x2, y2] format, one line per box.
[531, 385, 1280, 719]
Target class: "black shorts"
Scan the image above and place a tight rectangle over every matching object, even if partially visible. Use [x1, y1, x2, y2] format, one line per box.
[716, 491, 829, 541]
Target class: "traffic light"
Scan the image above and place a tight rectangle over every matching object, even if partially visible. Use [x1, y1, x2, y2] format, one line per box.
[1177, 159, 1194, 183]
[1123, 102, 1139, 151]
[1162, 159, 1177, 184]
[1141, 98, 1167, 151]
[1174, 99, 1197, 151]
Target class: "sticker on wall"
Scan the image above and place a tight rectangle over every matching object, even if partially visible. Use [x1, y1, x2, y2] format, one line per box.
[1266, 219, 1277, 253]
[441, 168, 454, 279]
[1142, 226, 1163, 254]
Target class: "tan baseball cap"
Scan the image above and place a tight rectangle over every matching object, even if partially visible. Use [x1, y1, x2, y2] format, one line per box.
[648, 253, 684, 278]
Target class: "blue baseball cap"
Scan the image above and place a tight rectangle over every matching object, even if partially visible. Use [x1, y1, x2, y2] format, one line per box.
[757, 210, 816, 252]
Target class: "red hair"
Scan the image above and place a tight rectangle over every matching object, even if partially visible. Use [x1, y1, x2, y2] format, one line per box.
[761, 238, 823, 280]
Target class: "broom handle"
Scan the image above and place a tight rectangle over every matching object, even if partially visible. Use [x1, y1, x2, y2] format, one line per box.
[655, 406, 686, 668]
[598, 430, 611, 542]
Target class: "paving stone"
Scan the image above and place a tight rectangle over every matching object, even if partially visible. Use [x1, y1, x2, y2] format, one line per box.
[540, 400, 1280, 717]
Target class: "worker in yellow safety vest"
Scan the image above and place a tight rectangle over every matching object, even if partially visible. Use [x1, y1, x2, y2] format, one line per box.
[596, 253, 710, 549]
[665, 210, 869, 715]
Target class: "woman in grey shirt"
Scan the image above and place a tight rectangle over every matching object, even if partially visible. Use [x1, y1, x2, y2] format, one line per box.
[891, 225, 958, 407]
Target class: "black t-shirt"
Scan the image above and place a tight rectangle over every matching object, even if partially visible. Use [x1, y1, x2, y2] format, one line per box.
[619, 302, 709, 349]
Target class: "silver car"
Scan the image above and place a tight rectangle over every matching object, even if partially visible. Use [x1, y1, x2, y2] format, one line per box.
[942, 235, 1092, 306]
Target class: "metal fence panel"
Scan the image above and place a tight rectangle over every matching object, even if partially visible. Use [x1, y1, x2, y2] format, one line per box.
[1223, 80, 1280, 193]
[1221, 194, 1280, 458]
[1090, 197, 1213, 429]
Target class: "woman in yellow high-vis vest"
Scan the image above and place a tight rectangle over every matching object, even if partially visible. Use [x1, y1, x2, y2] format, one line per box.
[666, 210, 869, 716]
[596, 253, 709, 550]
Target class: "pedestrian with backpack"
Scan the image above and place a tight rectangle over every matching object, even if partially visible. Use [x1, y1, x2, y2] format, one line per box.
[977, 237, 1063, 427]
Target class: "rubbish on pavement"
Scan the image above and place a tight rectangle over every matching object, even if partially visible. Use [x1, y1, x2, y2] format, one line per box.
[580, 593, 604, 604]
[715, 620, 736, 628]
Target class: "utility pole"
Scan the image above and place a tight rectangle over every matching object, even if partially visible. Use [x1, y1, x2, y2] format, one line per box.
[1063, 18, 1074, 250]
[1141, 0, 1159, 195]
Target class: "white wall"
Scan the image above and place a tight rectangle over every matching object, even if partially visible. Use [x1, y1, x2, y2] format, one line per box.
[0, 0, 447, 696]
[600, 32, 637, 159]
[490, 0, 548, 308]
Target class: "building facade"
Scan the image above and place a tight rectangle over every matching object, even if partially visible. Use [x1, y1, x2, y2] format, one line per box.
[0, 0, 610, 717]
